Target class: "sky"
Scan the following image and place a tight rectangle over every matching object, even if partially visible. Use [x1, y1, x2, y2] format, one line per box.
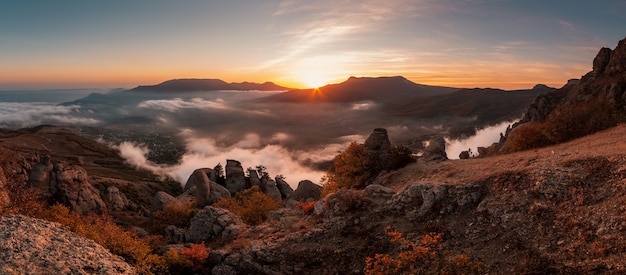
[1, 0, 625, 90]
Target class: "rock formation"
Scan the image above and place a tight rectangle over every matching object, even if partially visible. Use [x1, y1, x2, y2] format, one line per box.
[364, 128, 392, 170]
[275, 177, 294, 199]
[104, 186, 131, 211]
[291, 180, 322, 201]
[0, 215, 133, 274]
[421, 136, 448, 161]
[185, 206, 248, 243]
[260, 177, 282, 201]
[225, 160, 247, 194]
[186, 169, 231, 208]
[28, 157, 107, 215]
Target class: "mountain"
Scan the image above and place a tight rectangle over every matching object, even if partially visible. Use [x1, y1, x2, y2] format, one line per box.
[230, 81, 290, 91]
[385, 85, 554, 131]
[131, 78, 290, 92]
[494, 37, 626, 152]
[260, 76, 459, 103]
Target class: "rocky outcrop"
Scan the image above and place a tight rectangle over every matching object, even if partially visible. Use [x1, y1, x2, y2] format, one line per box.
[421, 136, 447, 161]
[104, 186, 131, 211]
[459, 150, 470, 159]
[185, 206, 247, 243]
[28, 158, 107, 215]
[187, 169, 231, 208]
[364, 128, 392, 170]
[593, 47, 612, 74]
[605, 38, 626, 74]
[0, 215, 133, 274]
[151, 191, 180, 214]
[260, 177, 282, 201]
[275, 177, 294, 199]
[0, 166, 10, 210]
[225, 160, 247, 194]
[291, 180, 322, 201]
[248, 169, 261, 187]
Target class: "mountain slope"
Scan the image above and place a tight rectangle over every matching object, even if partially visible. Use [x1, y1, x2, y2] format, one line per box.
[131, 78, 291, 92]
[260, 76, 459, 103]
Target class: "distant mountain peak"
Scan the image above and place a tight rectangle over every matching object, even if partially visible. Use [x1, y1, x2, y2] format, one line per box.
[130, 78, 291, 92]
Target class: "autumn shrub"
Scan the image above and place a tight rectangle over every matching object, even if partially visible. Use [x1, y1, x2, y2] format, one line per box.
[213, 185, 279, 225]
[297, 201, 317, 214]
[543, 99, 620, 144]
[39, 204, 152, 265]
[507, 122, 552, 152]
[365, 227, 481, 275]
[180, 242, 209, 272]
[321, 141, 374, 195]
[150, 200, 195, 234]
[387, 145, 416, 170]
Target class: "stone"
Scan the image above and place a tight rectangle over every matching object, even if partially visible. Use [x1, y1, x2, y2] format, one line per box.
[104, 186, 130, 211]
[364, 128, 392, 171]
[275, 177, 294, 199]
[185, 206, 247, 243]
[364, 184, 395, 205]
[50, 163, 107, 215]
[225, 160, 247, 194]
[187, 169, 231, 208]
[0, 215, 134, 274]
[459, 150, 470, 159]
[605, 38, 626, 74]
[0, 167, 10, 210]
[151, 191, 179, 214]
[422, 136, 448, 161]
[593, 47, 612, 74]
[261, 177, 282, 201]
[184, 168, 217, 192]
[291, 180, 322, 201]
[248, 169, 261, 187]
[164, 225, 186, 244]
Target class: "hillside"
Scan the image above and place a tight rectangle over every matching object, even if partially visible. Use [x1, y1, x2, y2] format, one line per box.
[260, 76, 459, 103]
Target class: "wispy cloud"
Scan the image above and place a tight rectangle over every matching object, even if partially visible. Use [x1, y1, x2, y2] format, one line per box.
[0, 102, 99, 128]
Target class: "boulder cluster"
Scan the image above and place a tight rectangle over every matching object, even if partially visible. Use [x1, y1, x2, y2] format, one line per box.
[150, 159, 323, 244]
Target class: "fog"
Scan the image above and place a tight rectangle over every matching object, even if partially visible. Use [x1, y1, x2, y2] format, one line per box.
[116, 129, 363, 188]
[0, 87, 527, 186]
[445, 119, 518, 159]
[0, 102, 99, 128]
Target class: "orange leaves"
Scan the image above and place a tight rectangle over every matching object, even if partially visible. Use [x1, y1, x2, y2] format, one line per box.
[365, 227, 480, 275]
[213, 185, 280, 225]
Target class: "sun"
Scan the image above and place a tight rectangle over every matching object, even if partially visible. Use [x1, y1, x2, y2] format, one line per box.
[301, 74, 330, 89]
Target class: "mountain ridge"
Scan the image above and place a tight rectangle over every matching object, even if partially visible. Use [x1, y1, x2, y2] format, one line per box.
[131, 78, 291, 92]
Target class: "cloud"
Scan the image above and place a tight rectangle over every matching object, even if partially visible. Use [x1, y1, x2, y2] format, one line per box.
[137, 98, 228, 112]
[445, 119, 518, 159]
[0, 102, 99, 128]
[115, 130, 357, 189]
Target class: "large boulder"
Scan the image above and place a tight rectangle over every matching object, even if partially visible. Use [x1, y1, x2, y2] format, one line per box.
[275, 177, 294, 199]
[225, 160, 247, 194]
[0, 215, 134, 274]
[248, 169, 261, 188]
[291, 180, 322, 201]
[260, 177, 282, 201]
[187, 169, 231, 208]
[185, 206, 247, 243]
[104, 186, 131, 211]
[422, 136, 448, 161]
[28, 158, 107, 215]
[151, 191, 179, 214]
[364, 128, 392, 170]
[183, 168, 218, 192]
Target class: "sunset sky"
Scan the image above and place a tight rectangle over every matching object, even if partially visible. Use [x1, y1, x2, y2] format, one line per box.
[1, 0, 625, 90]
